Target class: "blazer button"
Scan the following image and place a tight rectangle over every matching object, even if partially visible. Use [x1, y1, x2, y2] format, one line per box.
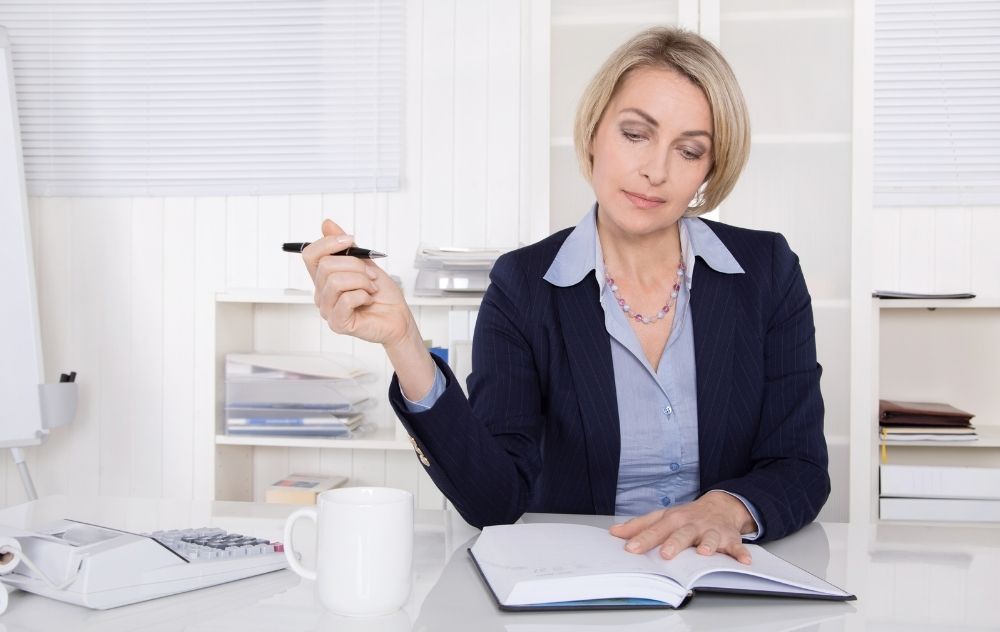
[409, 436, 431, 467]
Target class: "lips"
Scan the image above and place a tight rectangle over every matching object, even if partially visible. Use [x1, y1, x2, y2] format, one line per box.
[623, 190, 665, 209]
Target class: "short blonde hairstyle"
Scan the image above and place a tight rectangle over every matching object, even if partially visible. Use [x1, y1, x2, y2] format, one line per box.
[573, 27, 751, 215]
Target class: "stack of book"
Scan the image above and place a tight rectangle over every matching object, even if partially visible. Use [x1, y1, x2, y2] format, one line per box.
[878, 399, 977, 443]
[413, 245, 511, 297]
[264, 473, 347, 505]
[224, 353, 374, 438]
[880, 464, 1000, 522]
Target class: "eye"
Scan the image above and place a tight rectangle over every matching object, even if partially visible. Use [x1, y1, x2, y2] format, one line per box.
[621, 130, 645, 144]
[679, 147, 704, 161]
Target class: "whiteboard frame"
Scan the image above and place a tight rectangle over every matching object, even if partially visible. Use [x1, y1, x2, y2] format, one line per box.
[0, 25, 45, 448]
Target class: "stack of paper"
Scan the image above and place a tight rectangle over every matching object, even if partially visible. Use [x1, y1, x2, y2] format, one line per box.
[224, 353, 374, 438]
[413, 245, 512, 297]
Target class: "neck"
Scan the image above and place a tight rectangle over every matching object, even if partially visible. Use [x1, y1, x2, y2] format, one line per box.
[597, 214, 683, 287]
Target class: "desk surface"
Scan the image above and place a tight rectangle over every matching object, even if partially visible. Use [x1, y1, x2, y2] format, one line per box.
[0, 496, 997, 631]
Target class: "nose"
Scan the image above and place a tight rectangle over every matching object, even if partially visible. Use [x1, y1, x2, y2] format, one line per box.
[638, 150, 668, 187]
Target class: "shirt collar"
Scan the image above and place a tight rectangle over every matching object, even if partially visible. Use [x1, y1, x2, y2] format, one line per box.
[542, 203, 744, 291]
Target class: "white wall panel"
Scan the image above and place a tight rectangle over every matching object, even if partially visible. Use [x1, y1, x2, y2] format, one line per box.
[453, 0, 490, 246]
[161, 198, 197, 500]
[932, 209, 972, 294]
[896, 208, 938, 294]
[191, 196, 227, 501]
[970, 209, 1000, 298]
[225, 196, 259, 290]
[485, 0, 523, 248]
[129, 198, 165, 498]
[98, 202, 133, 497]
[257, 195, 291, 290]
[420, 0, 457, 245]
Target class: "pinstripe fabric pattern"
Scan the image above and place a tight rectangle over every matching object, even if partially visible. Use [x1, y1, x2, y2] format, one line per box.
[388, 219, 830, 540]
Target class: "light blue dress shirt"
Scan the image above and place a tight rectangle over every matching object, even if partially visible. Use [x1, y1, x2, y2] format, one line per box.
[403, 205, 762, 537]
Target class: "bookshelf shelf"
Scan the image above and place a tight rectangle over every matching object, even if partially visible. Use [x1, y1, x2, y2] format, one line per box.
[217, 289, 483, 308]
[877, 297, 1000, 310]
[216, 427, 412, 451]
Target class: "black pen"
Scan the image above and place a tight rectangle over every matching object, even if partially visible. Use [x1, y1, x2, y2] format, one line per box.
[282, 243, 387, 259]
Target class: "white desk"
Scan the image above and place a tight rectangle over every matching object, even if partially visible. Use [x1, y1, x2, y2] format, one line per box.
[0, 496, 997, 631]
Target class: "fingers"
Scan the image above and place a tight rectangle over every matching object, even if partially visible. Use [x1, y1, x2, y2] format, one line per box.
[721, 540, 752, 565]
[321, 218, 343, 237]
[613, 505, 752, 565]
[657, 524, 698, 559]
[621, 513, 676, 554]
[327, 288, 376, 333]
[313, 255, 377, 306]
[302, 219, 354, 279]
[695, 529, 721, 556]
[609, 509, 666, 540]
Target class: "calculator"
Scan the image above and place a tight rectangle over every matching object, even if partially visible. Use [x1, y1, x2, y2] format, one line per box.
[0, 519, 289, 609]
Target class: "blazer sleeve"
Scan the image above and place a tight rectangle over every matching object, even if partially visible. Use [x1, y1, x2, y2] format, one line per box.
[388, 254, 545, 528]
[708, 233, 831, 541]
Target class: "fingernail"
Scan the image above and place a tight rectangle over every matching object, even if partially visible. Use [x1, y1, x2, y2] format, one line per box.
[370, 282, 378, 292]
[336, 234, 354, 244]
[625, 541, 639, 552]
[662, 546, 674, 557]
[367, 268, 378, 280]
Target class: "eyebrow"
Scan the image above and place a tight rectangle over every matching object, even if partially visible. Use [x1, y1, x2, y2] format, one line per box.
[618, 107, 712, 139]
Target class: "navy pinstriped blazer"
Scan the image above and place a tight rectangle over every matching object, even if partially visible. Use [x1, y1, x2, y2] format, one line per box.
[388, 218, 830, 542]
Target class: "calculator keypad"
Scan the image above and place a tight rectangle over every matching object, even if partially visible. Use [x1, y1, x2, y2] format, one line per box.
[147, 528, 284, 562]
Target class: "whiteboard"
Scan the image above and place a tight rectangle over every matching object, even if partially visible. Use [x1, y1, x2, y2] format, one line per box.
[0, 26, 45, 448]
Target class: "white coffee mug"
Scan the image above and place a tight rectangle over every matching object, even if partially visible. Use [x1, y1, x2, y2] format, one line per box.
[283, 487, 413, 617]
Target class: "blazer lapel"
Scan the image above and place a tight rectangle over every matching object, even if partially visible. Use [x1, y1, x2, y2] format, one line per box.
[690, 258, 738, 489]
[554, 273, 620, 514]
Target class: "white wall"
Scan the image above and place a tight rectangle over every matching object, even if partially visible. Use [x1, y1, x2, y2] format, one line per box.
[0, 0, 544, 509]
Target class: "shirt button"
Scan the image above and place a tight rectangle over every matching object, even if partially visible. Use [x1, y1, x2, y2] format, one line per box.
[662, 406, 672, 416]
[660, 496, 672, 507]
[670, 463, 680, 472]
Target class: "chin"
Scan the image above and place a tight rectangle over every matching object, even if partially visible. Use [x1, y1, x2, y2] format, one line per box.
[605, 205, 678, 237]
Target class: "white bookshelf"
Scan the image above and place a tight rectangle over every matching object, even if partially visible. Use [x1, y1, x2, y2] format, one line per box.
[867, 300, 1000, 523]
[209, 289, 481, 502]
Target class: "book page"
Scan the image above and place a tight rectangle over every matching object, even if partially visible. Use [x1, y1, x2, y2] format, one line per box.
[675, 545, 851, 597]
[471, 524, 682, 604]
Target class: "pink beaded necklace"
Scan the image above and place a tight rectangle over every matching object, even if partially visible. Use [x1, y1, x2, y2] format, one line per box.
[604, 259, 686, 325]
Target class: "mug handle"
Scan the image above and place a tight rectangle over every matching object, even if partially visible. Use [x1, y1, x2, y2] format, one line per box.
[283, 507, 318, 581]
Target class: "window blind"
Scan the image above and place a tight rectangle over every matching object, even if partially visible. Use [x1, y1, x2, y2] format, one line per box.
[874, 0, 1000, 206]
[0, 0, 403, 196]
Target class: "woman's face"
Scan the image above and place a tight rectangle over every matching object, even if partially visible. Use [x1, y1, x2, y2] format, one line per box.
[589, 66, 714, 239]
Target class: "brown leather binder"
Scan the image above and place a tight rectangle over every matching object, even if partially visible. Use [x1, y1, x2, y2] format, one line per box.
[878, 400, 974, 427]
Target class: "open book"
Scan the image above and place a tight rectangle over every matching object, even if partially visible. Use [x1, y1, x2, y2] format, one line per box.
[469, 523, 854, 610]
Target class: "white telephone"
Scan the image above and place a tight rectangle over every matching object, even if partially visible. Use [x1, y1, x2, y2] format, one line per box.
[0, 519, 288, 611]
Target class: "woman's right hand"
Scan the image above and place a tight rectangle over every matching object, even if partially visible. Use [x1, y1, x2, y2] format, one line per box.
[303, 219, 414, 348]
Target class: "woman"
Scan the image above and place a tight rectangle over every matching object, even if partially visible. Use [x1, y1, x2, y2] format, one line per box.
[302, 27, 829, 565]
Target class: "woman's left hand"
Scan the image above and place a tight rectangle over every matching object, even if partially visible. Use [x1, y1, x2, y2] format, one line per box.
[609, 491, 756, 564]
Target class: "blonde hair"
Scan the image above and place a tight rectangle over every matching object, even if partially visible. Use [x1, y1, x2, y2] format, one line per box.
[573, 27, 750, 215]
